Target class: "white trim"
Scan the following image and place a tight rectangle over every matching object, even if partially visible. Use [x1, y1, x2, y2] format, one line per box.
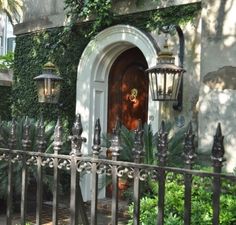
[76, 25, 160, 200]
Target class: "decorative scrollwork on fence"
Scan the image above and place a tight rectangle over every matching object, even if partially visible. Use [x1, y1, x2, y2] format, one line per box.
[106, 164, 113, 176]
[58, 159, 71, 170]
[0, 153, 6, 160]
[41, 157, 52, 167]
[12, 154, 22, 163]
[96, 162, 107, 175]
[138, 168, 151, 181]
[26, 155, 37, 165]
[117, 166, 134, 178]
[77, 161, 92, 173]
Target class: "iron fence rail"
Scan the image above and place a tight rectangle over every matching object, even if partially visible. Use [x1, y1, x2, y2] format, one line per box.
[0, 115, 236, 225]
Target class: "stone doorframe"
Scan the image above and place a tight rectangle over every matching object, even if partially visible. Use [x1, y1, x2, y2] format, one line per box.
[76, 24, 160, 155]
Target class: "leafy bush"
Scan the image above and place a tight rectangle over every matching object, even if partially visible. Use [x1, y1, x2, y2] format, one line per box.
[0, 52, 14, 70]
[102, 121, 187, 165]
[0, 117, 70, 199]
[128, 173, 236, 225]
[101, 125, 135, 162]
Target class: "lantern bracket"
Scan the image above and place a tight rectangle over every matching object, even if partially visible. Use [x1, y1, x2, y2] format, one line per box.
[153, 25, 185, 111]
[173, 25, 184, 111]
[146, 25, 185, 111]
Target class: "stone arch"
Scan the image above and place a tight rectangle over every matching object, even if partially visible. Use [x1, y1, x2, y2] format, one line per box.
[76, 24, 160, 155]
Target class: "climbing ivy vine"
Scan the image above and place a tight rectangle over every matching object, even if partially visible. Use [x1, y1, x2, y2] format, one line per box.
[11, 0, 201, 125]
[64, 0, 201, 36]
[64, 0, 113, 36]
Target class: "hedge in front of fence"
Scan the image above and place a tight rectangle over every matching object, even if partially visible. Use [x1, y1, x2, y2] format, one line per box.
[128, 173, 236, 225]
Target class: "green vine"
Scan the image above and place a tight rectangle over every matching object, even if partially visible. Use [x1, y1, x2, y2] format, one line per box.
[64, 0, 201, 37]
[147, 3, 201, 31]
[11, 1, 201, 125]
[64, 0, 113, 37]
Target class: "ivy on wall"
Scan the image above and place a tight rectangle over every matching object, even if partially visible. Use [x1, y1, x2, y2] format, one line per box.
[64, 0, 201, 36]
[0, 86, 12, 121]
[12, 28, 89, 125]
[12, 1, 201, 125]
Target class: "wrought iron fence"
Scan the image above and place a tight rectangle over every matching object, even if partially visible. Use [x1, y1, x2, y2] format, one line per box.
[0, 115, 236, 225]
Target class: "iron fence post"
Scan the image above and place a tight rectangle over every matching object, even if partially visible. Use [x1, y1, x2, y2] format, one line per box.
[21, 117, 32, 225]
[36, 116, 46, 225]
[211, 123, 225, 225]
[52, 117, 63, 225]
[110, 119, 122, 225]
[156, 121, 168, 225]
[183, 122, 196, 225]
[69, 114, 88, 225]
[132, 120, 144, 225]
[91, 119, 101, 225]
[6, 118, 16, 225]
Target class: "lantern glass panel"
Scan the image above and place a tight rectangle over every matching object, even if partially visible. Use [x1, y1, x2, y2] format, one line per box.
[36, 79, 45, 103]
[148, 70, 183, 101]
[36, 78, 61, 104]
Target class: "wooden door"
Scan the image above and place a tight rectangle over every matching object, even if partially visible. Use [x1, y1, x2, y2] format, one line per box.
[108, 47, 149, 132]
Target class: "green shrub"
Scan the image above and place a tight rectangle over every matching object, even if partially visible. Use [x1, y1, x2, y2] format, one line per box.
[0, 52, 14, 70]
[0, 117, 71, 199]
[128, 173, 236, 225]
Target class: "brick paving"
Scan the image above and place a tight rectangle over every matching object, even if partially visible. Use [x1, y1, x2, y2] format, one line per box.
[0, 198, 130, 225]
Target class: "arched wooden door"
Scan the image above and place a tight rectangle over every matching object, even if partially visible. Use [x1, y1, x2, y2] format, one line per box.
[108, 47, 149, 132]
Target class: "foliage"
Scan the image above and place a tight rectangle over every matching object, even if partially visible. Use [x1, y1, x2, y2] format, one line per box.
[146, 3, 201, 31]
[12, 1, 201, 125]
[0, 117, 70, 199]
[0, 117, 54, 150]
[101, 125, 134, 161]
[0, 86, 12, 121]
[167, 124, 189, 167]
[0, 52, 14, 121]
[65, 0, 113, 37]
[140, 121, 188, 166]
[143, 123, 155, 164]
[128, 173, 236, 225]
[12, 28, 89, 127]
[0, 0, 22, 25]
[102, 122, 187, 165]
[119, 125, 134, 161]
[64, 0, 201, 37]
[0, 52, 14, 70]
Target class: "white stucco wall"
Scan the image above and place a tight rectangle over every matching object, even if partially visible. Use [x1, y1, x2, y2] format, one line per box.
[199, 86, 236, 172]
[201, 0, 236, 77]
[198, 0, 236, 172]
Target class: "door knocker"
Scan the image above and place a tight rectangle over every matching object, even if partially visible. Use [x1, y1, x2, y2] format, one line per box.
[128, 88, 138, 104]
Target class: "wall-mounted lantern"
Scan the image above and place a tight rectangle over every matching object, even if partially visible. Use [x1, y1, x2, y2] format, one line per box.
[34, 62, 63, 104]
[146, 26, 185, 111]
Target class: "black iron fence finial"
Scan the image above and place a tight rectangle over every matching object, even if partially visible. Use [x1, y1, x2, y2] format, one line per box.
[36, 116, 46, 152]
[69, 114, 86, 156]
[22, 116, 32, 151]
[211, 123, 225, 170]
[156, 120, 168, 166]
[183, 121, 196, 166]
[8, 118, 17, 149]
[53, 116, 63, 154]
[92, 118, 101, 157]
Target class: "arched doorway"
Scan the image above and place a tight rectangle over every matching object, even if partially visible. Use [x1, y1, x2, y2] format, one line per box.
[75, 25, 159, 201]
[108, 47, 149, 132]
